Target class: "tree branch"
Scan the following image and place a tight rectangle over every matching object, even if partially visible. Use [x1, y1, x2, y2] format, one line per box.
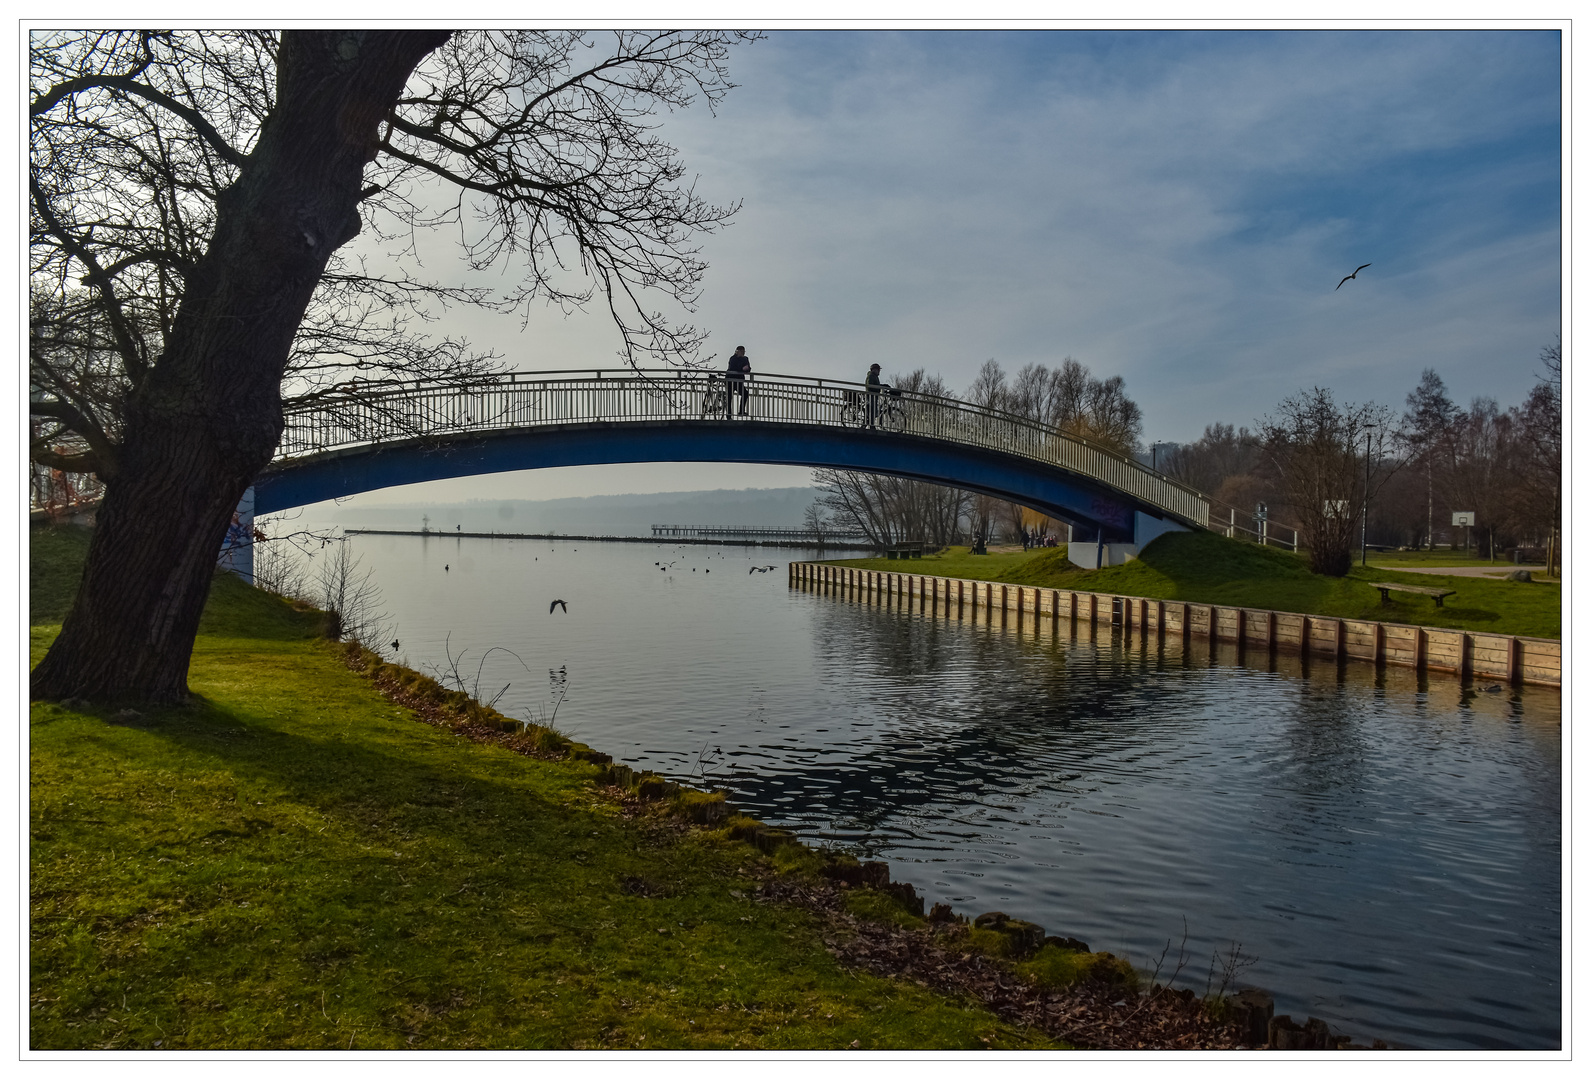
[32, 73, 249, 168]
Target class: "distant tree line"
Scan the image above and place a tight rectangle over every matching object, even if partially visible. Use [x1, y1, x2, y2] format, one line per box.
[1160, 340, 1561, 574]
[810, 339, 1560, 579]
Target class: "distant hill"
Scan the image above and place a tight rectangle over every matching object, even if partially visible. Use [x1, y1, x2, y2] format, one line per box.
[294, 487, 819, 538]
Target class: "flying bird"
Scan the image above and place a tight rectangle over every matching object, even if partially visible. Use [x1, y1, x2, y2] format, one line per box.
[549, 599, 568, 614]
[1336, 263, 1372, 290]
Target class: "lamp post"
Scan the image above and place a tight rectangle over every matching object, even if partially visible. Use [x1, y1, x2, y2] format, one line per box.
[1360, 423, 1378, 567]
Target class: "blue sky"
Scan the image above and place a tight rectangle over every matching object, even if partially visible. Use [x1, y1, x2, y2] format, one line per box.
[354, 28, 1562, 504]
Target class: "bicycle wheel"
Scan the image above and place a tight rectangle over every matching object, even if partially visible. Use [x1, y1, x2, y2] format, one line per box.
[880, 403, 907, 432]
[840, 401, 863, 426]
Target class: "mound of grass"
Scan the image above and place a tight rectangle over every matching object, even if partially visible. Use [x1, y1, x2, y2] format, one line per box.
[29, 525, 1051, 1050]
[1016, 945, 1139, 994]
[830, 530, 1559, 639]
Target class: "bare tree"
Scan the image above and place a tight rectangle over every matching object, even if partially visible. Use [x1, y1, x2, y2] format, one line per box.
[961, 356, 1143, 541]
[1440, 397, 1516, 560]
[1259, 388, 1399, 576]
[1077, 374, 1144, 455]
[1400, 369, 1461, 551]
[966, 358, 1008, 412]
[1160, 423, 1263, 496]
[313, 540, 391, 647]
[1507, 340, 1561, 574]
[30, 30, 754, 702]
[801, 501, 831, 548]
[812, 369, 973, 551]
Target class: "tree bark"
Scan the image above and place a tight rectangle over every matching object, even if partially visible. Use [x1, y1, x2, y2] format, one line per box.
[32, 31, 450, 703]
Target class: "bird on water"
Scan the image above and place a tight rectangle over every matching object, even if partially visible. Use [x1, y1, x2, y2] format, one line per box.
[549, 599, 569, 614]
[1336, 263, 1371, 290]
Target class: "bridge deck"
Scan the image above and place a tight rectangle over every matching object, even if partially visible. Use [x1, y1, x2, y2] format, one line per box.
[267, 370, 1209, 533]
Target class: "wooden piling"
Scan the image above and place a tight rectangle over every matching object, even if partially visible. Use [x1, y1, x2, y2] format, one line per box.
[785, 563, 1558, 686]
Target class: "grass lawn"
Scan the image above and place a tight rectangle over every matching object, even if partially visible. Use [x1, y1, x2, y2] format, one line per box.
[29, 526, 1055, 1050]
[827, 530, 1559, 640]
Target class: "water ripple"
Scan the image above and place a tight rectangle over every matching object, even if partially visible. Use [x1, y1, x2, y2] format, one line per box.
[335, 531, 1560, 1049]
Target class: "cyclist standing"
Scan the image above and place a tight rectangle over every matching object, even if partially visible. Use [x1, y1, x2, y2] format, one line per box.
[727, 346, 751, 416]
[865, 363, 883, 427]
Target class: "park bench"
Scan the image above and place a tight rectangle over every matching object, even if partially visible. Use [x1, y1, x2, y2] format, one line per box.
[885, 541, 927, 559]
[1370, 582, 1456, 607]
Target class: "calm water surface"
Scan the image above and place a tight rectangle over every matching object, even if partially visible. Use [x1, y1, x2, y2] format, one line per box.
[297, 528, 1561, 1049]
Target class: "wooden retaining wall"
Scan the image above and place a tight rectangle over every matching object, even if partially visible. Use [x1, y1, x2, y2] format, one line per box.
[788, 562, 1560, 688]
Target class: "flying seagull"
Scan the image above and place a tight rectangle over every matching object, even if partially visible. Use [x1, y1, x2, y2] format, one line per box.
[1336, 263, 1371, 290]
[549, 599, 568, 614]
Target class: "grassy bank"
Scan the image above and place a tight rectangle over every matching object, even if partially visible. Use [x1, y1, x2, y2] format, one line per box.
[30, 526, 1064, 1050]
[826, 530, 1559, 639]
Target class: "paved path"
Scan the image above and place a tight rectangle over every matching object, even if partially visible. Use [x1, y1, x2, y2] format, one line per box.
[1370, 564, 1551, 580]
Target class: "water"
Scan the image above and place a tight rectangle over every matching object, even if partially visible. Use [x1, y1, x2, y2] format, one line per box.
[293, 528, 1562, 1049]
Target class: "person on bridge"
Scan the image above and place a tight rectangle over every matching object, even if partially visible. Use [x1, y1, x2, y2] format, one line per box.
[865, 363, 883, 427]
[727, 346, 752, 416]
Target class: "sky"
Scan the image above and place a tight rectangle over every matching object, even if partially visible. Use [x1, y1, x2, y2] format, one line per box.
[341, 28, 1563, 506]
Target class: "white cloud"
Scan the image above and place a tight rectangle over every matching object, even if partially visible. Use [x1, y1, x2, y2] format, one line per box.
[354, 28, 1560, 493]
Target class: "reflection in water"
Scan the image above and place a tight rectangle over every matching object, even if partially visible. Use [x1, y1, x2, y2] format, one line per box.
[326, 531, 1560, 1049]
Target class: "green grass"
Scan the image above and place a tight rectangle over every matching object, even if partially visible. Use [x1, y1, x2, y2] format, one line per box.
[829, 530, 1560, 639]
[30, 525, 1054, 1050]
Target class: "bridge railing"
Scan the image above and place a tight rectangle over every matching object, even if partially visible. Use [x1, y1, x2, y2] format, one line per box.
[278, 370, 1211, 527]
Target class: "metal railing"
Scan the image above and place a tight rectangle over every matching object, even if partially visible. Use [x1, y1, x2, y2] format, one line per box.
[277, 369, 1211, 528]
[1208, 499, 1301, 551]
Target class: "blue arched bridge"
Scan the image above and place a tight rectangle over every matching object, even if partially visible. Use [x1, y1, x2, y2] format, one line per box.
[252, 370, 1209, 559]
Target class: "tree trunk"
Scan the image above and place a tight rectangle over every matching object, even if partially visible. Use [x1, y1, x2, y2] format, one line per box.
[31, 31, 449, 704]
[1431, 458, 1444, 553]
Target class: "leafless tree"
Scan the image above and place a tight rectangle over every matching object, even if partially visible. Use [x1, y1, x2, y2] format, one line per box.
[1077, 374, 1144, 455]
[1399, 369, 1461, 551]
[30, 29, 755, 702]
[1506, 340, 1561, 573]
[312, 540, 392, 648]
[961, 356, 1143, 542]
[1440, 397, 1517, 560]
[812, 369, 973, 551]
[1259, 388, 1399, 576]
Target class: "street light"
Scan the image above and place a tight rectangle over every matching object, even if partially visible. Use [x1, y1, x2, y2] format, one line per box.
[1360, 422, 1378, 567]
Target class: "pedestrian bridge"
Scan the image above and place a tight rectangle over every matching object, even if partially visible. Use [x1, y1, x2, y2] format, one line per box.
[255, 370, 1209, 553]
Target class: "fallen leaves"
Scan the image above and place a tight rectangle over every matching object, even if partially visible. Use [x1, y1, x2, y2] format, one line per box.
[756, 875, 1255, 1050]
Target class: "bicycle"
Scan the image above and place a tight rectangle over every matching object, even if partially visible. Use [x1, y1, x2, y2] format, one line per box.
[876, 388, 908, 432]
[701, 373, 729, 419]
[843, 386, 908, 431]
[840, 388, 866, 427]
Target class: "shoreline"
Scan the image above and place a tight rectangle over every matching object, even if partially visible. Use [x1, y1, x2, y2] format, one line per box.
[29, 523, 1398, 1050]
[335, 639, 1351, 1050]
[345, 528, 872, 551]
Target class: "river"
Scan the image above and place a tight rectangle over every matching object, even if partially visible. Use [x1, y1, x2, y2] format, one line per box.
[277, 525, 1562, 1049]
